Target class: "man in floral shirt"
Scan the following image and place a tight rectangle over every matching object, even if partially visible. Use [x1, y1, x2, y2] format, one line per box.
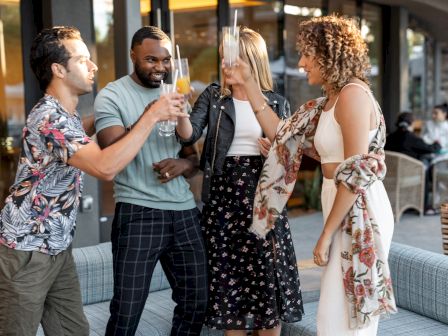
[0, 26, 187, 336]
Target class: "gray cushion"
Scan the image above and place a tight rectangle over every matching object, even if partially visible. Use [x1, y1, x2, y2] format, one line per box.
[73, 242, 171, 305]
[281, 301, 448, 336]
[38, 289, 223, 336]
[84, 289, 223, 336]
[389, 243, 448, 323]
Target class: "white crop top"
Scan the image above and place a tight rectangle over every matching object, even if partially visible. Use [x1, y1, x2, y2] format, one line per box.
[314, 83, 379, 164]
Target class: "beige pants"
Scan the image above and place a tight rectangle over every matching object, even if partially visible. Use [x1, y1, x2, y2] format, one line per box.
[0, 244, 89, 336]
[316, 178, 394, 336]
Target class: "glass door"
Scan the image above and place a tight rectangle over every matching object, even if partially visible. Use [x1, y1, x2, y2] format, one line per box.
[142, 0, 219, 101]
[170, 1, 219, 102]
[284, 0, 324, 109]
[0, 0, 24, 208]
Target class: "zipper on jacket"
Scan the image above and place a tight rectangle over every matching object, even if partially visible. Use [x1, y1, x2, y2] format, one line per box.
[211, 109, 223, 172]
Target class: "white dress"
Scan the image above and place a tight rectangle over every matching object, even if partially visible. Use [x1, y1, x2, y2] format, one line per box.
[313, 84, 395, 335]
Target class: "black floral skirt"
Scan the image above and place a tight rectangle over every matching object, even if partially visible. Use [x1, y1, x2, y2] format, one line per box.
[202, 156, 303, 330]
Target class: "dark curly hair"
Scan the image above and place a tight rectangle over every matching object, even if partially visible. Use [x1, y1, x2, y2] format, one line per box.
[30, 26, 82, 91]
[296, 15, 371, 96]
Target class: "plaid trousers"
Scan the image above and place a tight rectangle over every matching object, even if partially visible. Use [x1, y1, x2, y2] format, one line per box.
[105, 203, 208, 336]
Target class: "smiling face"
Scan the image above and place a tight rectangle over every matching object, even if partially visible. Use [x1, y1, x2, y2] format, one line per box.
[131, 38, 172, 88]
[298, 53, 323, 86]
[61, 39, 98, 95]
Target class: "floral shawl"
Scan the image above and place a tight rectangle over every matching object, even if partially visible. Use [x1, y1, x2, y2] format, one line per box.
[250, 96, 397, 329]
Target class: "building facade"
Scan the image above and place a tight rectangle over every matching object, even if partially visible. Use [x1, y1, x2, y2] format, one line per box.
[1, 0, 447, 246]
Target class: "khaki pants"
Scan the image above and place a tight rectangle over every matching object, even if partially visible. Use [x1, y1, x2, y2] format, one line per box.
[0, 244, 89, 336]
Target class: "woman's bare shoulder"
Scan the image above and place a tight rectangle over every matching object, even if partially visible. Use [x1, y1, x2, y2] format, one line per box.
[335, 83, 372, 122]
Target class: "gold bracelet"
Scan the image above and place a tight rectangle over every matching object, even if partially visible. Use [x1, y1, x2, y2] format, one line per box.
[254, 101, 268, 115]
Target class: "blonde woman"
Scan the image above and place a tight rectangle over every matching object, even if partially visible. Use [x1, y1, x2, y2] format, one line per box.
[222, 16, 397, 335]
[176, 27, 303, 336]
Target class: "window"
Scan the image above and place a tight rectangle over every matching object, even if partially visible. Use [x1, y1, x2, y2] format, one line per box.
[170, 1, 218, 101]
[362, 3, 383, 104]
[0, 1, 24, 208]
[93, 0, 116, 217]
[284, 0, 323, 110]
[407, 28, 425, 115]
[93, 0, 115, 90]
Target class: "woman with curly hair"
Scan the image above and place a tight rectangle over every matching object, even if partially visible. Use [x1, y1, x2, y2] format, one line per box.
[223, 15, 397, 335]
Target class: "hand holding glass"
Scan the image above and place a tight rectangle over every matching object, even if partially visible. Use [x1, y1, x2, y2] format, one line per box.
[222, 26, 239, 67]
[158, 83, 177, 137]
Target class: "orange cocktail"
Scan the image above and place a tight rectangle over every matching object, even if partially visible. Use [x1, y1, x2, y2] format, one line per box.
[176, 76, 191, 95]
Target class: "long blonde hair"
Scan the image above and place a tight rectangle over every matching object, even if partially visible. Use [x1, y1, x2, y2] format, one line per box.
[220, 26, 273, 96]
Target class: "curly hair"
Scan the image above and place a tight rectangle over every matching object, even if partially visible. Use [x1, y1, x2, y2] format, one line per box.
[296, 15, 371, 95]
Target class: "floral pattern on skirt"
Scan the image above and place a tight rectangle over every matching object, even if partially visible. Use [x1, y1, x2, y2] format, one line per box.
[202, 156, 303, 330]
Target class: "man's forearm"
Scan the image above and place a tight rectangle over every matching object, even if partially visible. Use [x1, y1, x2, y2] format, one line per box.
[182, 154, 199, 178]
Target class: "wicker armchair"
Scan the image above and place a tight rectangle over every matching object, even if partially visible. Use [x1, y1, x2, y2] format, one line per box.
[384, 151, 425, 222]
[432, 158, 448, 209]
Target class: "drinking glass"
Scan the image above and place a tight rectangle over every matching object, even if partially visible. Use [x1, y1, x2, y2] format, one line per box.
[158, 83, 177, 137]
[222, 26, 239, 67]
[174, 58, 191, 114]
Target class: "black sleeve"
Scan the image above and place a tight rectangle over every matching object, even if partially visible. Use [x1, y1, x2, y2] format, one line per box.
[408, 133, 441, 155]
[179, 85, 213, 146]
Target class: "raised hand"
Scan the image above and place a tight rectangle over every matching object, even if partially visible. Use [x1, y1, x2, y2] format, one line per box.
[221, 56, 252, 85]
[258, 137, 271, 157]
[146, 92, 188, 122]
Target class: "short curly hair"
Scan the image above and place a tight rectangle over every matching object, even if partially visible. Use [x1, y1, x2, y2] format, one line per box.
[296, 15, 371, 95]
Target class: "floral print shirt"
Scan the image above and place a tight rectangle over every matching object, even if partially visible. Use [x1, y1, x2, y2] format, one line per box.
[0, 95, 91, 255]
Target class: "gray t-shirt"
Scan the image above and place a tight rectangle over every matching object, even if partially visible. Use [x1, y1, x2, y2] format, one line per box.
[94, 75, 195, 210]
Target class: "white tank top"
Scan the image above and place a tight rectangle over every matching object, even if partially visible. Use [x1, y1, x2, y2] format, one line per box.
[314, 83, 379, 164]
[227, 98, 263, 156]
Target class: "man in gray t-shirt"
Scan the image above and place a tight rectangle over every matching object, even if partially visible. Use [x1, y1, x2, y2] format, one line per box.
[94, 26, 207, 336]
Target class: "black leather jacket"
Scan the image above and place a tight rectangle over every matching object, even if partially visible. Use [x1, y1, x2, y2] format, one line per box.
[181, 83, 291, 202]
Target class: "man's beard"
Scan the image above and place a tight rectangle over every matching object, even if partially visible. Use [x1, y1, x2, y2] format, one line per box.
[134, 62, 169, 88]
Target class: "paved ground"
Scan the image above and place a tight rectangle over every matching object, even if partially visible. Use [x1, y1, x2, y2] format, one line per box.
[288, 210, 445, 293]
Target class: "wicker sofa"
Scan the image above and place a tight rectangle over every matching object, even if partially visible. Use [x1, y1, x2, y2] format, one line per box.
[37, 242, 448, 336]
[283, 242, 448, 336]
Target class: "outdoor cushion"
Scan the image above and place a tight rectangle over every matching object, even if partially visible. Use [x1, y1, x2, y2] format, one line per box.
[281, 301, 448, 336]
[73, 242, 171, 305]
[389, 243, 448, 323]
